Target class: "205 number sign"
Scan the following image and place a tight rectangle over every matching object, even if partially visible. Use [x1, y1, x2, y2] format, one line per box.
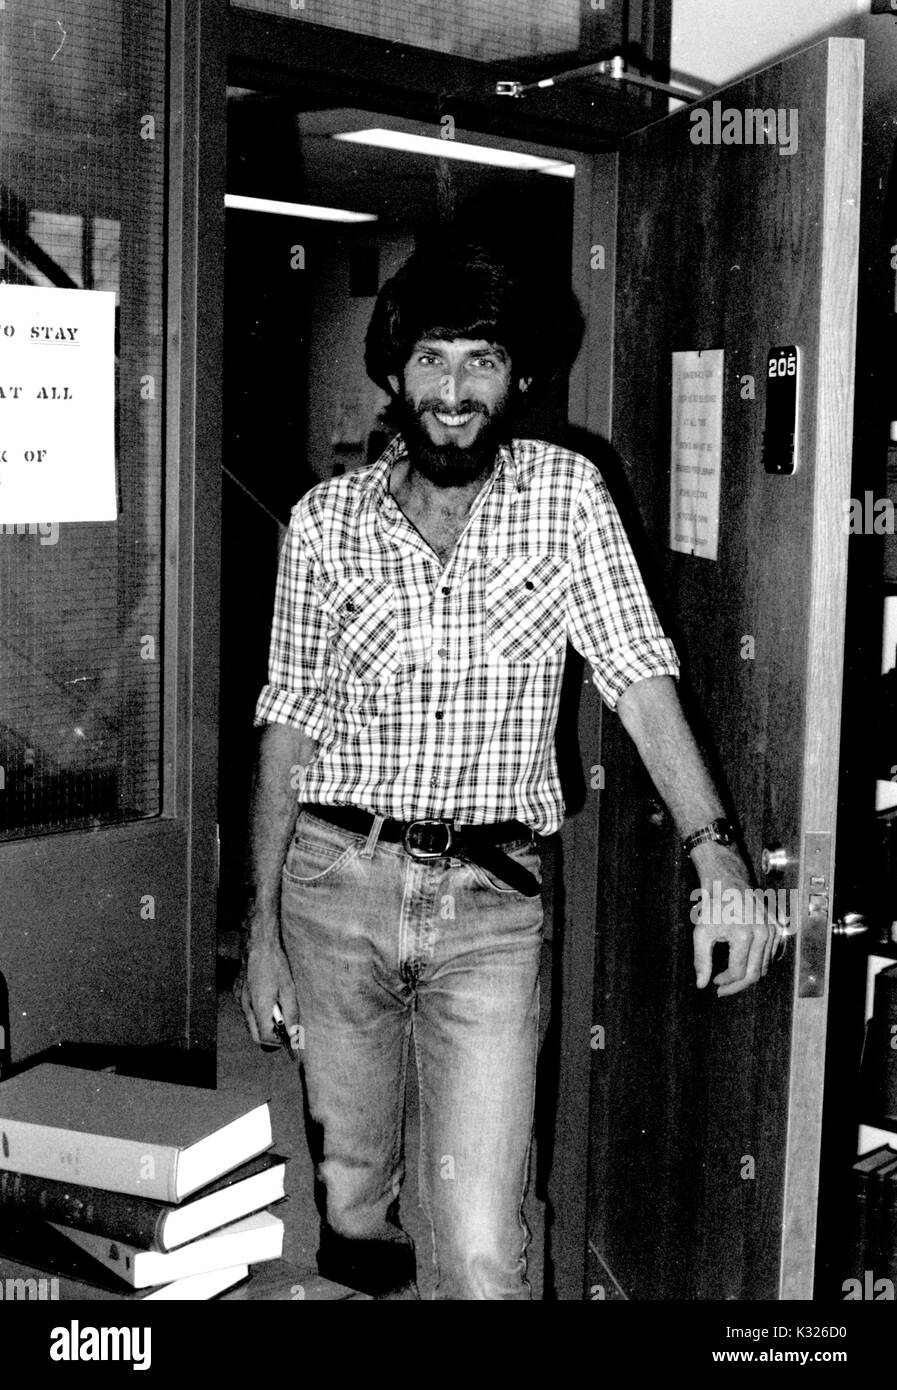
[763, 345, 800, 476]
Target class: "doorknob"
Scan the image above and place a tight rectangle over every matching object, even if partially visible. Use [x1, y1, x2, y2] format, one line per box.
[761, 844, 794, 876]
[832, 910, 871, 937]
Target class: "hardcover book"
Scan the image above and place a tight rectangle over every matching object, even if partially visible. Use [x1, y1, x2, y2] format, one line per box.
[0, 1065, 272, 1202]
[0, 1150, 287, 1251]
[845, 1144, 897, 1283]
[0, 1217, 249, 1300]
[50, 1209, 284, 1288]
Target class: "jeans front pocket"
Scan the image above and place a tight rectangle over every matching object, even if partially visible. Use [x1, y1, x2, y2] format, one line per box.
[283, 814, 361, 885]
[464, 841, 543, 897]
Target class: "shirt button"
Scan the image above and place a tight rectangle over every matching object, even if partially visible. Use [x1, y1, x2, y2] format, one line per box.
[437, 647, 447, 658]
[441, 586, 450, 595]
[435, 711, 444, 720]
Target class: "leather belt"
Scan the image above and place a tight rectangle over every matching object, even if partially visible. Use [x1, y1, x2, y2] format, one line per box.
[303, 804, 541, 898]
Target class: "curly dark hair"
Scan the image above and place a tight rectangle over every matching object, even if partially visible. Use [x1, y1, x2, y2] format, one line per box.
[365, 237, 551, 396]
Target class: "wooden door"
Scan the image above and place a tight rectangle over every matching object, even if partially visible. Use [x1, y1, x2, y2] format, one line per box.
[583, 37, 863, 1300]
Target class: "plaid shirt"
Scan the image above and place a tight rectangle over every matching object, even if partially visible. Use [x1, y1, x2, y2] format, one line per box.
[255, 435, 679, 834]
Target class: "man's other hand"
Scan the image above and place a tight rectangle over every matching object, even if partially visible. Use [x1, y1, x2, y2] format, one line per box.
[234, 934, 301, 1046]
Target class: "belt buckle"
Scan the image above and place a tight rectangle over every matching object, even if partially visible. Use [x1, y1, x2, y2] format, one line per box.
[403, 818, 454, 860]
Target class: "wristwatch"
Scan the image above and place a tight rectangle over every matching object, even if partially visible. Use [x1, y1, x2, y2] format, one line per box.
[681, 818, 736, 858]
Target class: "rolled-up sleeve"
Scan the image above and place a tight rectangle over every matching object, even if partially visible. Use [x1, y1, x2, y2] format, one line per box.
[253, 503, 332, 739]
[565, 468, 680, 709]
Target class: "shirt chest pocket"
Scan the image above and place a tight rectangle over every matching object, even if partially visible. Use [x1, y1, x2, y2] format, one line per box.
[318, 575, 401, 684]
[484, 554, 569, 664]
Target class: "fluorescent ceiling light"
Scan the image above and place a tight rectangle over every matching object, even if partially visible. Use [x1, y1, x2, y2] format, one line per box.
[225, 193, 377, 222]
[332, 129, 575, 178]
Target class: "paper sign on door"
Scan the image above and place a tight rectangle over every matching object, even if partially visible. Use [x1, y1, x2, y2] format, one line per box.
[0, 285, 117, 524]
[669, 349, 724, 561]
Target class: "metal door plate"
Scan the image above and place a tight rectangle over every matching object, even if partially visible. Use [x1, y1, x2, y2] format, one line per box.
[799, 832, 832, 999]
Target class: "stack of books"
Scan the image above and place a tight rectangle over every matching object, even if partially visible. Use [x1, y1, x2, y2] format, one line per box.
[0, 1064, 287, 1300]
[860, 963, 897, 1128]
[843, 1143, 897, 1294]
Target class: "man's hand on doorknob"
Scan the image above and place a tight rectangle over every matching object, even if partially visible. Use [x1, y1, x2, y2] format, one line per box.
[690, 842, 784, 997]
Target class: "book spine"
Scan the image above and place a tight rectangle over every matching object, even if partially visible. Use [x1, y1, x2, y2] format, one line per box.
[875, 1176, 897, 1286]
[847, 1174, 871, 1284]
[0, 971, 9, 1081]
[0, 1254, 127, 1301]
[0, 1122, 178, 1202]
[0, 1168, 167, 1249]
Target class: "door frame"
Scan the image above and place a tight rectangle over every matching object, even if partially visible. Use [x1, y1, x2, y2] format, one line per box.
[777, 39, 863, 1297]
[216, 1, 658, 1301]
[212, 10, 873, 1305]
[226, 6, 670, 154]
[170, 0, 227, 1062]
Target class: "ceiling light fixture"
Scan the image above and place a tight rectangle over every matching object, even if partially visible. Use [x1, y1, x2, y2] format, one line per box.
[224, 194, 378, 222]
[332, 128, 575, 178]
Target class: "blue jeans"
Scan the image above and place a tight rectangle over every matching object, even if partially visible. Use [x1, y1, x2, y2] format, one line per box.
[279, 808, 544, 1300]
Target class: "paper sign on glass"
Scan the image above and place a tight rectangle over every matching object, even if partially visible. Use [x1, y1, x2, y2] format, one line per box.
[669, 349, 724, 561]
[0, 285, 117, 524]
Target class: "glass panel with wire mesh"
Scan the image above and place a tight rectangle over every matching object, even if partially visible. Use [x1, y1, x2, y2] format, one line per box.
[229, 0, 582, 63]
[0, 2, 166, 838]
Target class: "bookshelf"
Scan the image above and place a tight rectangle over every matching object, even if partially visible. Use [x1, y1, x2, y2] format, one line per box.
[858, 939, 897, 1156]
[859, 440, 897, 1156]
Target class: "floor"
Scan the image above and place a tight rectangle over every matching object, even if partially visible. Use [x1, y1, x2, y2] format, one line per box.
[216, 940, 553, 1300]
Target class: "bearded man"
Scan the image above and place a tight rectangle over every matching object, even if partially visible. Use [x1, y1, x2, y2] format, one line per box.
[236, 239, 777, 1300]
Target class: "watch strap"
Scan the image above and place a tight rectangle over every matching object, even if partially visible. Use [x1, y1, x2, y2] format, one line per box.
[682, 818, 735, 857]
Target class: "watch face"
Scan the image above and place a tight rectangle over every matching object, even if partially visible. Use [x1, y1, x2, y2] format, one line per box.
[712, 820, 734, 845]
